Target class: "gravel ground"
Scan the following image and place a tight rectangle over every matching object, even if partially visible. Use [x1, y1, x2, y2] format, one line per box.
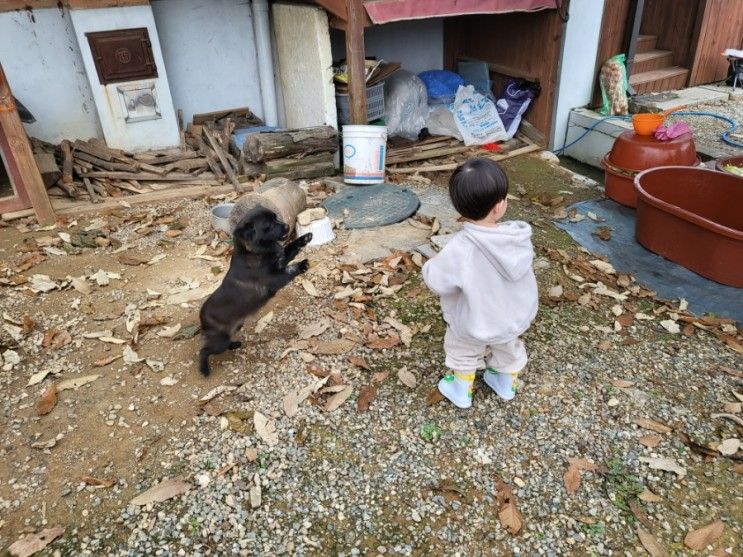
[1, 155, 741, 556]
[666, 93, 743, 156]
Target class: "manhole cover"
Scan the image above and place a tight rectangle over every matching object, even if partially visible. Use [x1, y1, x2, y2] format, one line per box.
[322, 183, 420, 229]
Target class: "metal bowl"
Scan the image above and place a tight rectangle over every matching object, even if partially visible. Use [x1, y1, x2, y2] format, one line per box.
[210, 203, 235, 234]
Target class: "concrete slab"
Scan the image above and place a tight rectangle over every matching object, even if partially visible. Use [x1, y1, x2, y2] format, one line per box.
[698, 83, 743, 99]
[562, 109, 630, 168]
[340, 221, 431, 264]
[630, 86, 729, 113]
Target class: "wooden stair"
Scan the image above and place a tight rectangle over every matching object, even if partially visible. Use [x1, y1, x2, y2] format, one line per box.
[630, 34, 689, 95]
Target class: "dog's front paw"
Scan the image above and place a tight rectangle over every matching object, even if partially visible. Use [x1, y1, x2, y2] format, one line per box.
[297, 259, 310, 273]
[299, 232, 313, 246]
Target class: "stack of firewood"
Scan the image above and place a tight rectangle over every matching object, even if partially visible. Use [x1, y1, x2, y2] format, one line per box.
[239, 126, 338, 181]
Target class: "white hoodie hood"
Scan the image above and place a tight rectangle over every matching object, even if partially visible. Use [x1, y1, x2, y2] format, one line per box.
[423, 221, 538, 344]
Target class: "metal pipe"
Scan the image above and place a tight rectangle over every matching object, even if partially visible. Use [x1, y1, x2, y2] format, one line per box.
[252, 0, 278, 126]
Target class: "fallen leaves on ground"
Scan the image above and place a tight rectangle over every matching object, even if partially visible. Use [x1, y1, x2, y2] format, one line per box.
[427, 388, 445, 405]
[633, 417, 672, 434]
[593, 226, 612, 241]
[298, 318, 331, 340]
[301, 279, 321, 297]
[309, 338, 356, 355]
[639, 434, 663, 448]
[324, 385, 353, 412]
[610, 379, 634, 388]
[367, 335, 401, 350]
[639, 456, 686, 478]
[636, 526, 667, 557]
[684, 519, 725, 550]
[254, 411, 279, 446]
[129, 478, 191, 506]
[93, 355, 121, 367]
[42, 328, 72, 349]
[254, 311, 274, 334]
[8, 526, 65, 557]
[347, 355, 370, 370]
[397, 367, 416, 389]
[717, 438, 740, 456]
[283, 378, 328, 418]
[81, 476, 115, 488]
[564, 458, 597, 495]
[495, 478, 523, 535]
[357, 384, 378, 412]
[639, 488, 662, 503]
[35, 384, 58, 416]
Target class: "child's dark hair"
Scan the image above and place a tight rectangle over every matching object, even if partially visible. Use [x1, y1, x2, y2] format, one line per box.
[448, 158, 508, 220]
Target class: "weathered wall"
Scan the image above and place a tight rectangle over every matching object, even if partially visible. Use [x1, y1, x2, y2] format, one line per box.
[0, 7, 102, 143]
[330, 18, 445, 73]
[151, 0, 265, 125]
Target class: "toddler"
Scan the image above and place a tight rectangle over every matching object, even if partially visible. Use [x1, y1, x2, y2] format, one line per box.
[422, 158, 538, 408]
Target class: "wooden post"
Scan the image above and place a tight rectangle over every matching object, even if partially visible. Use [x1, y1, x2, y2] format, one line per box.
[345, 0, 367, 124]
[0, 63, 56, 224]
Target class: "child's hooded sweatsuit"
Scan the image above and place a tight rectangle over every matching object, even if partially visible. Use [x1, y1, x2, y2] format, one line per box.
[423, 220, 538, 371]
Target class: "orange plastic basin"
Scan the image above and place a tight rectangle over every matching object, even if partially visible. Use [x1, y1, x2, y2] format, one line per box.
[632, 113, 665, 136]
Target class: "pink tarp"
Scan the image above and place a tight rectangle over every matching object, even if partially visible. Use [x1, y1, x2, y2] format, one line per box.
[363, 0, 556, 24]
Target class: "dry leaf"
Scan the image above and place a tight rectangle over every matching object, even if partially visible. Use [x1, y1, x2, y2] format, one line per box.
[129, 478, 191, 506]
[495, 479, 523, 535]
[93, 355, 121, 367]
[367, 335, 401, 350]
[660, 320, 680, 334]
[639, 488, 662, 503]
[253, 411, 279, 446]
[594, 226, 612, 241]
[566, 457, 598, 471]
[324, 385, 353, 412]
[99, 336, 126, 345]
[298, 318, 331, 340]
[637, 526, 667, 557]
[348, 356, 370, 370]
[245, 448, 258, 462]
[7, 526, 65, 557]
[633, 417, 672, 434]
[81, 476, 115, 488]
[397, 367, 416, 389]
[283, 378, 327, 418]
[639, 457, 686, 478]
[427, 388, 445, 405]
[548, 284, 563, 298]
[309, 338, 356, 355]
[357, 384, 378, 412]
[684, 519, 725, 551]
[123, 345, 143, 364]
[254, 311, 274, 334]
[629, 498, 653, 530]
[639, 434, 663, 448]
[611, 379, 634, 388]
[564, 465, 581, 495]
[717, 438, 740, 456]
[371, 371, 389, 384]
[723, 402, 742, 413]
[35, 384, 58, 416]
[301, 279, 321, 297]
[157, 324, 182, 338]
[590, 259, 616, 274]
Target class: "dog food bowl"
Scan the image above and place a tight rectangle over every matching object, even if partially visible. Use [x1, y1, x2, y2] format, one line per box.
[296, 217, 335, 247]
[210, 203, 235, 233]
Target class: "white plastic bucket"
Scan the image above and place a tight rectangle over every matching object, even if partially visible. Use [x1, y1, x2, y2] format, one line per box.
[342, 124, 387, 185]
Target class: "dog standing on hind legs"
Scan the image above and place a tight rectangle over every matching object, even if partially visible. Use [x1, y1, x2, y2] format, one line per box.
[198, 205, 312, 376]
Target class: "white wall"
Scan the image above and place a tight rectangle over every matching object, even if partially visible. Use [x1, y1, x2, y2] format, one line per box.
[70, 5, 181, 151]
[330, 18, 444, 74]
[550, 0, 606, 150]
[0, 8, 102, 143]
[151, 0, 264, 126]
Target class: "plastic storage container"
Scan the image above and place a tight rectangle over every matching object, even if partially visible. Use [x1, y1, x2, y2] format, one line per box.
[342, 124, 387, 184]
[336, 82, 385, 125]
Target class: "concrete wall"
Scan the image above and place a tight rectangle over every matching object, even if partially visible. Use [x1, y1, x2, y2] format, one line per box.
[0, 8, 102, 143]
[330, 18, 444, 74]
[70, 5, 181, 151]
[550, 0, 605, 150]
[151, 0, 264, 126]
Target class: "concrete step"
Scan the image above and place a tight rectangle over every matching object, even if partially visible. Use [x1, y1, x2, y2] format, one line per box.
[636, 34, 658, 53]
[630, 67, 689, 95]
[632, 49, 674, 74]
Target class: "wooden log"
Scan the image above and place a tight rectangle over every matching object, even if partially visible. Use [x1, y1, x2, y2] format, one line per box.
[79, 170, 202, 181]
[134, 161, 167, 175]
[82, 177, 100, 203]
[34, 152, 62, 187]
[264, 153, 335, 181]
[203, 127, 243, 193]
[197, 137, 225, 181]
[60, 140, 73, 184]
[53, 178, 79, 198]
[0, 70, 57, 225]
[345, 0, 367, 124]
[73, 151, 137, 172]
[163, 157, 208, 173]
[245, 126, 339, 162]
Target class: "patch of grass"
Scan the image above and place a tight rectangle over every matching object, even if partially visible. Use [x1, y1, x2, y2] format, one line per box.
[189, 515, 200, 536]
[604, 457, 643, 513]
[204, 459, 215, 471]
[572, 389, 586, 401]
[258, 451, 270, 470]
[581, 522, 606, 538]
[420, 423, 442, 443]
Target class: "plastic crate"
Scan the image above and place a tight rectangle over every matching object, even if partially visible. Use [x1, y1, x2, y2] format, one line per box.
[336, 82, 385, 125]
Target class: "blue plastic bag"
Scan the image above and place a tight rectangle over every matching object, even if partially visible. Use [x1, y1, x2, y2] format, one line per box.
[418, 70, 464, 105]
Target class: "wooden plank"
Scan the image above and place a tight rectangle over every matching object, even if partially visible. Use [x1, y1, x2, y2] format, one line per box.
[34, 152, 62, 187]
[641, 0, 701, 69]
[389, 143, 541, 174]
[73, 151, 137, 172]
[203, 127, 242, 193]
[82, 177, 100, 203]
[0, 0, 148, 11]
[345, 0, 367, 124]
[0, 63, 55, 224]
[60, 140, 73, 184]
[386, 145, 472, 165]
[689, 0, 743, 85]
[79, 171, 200, 181]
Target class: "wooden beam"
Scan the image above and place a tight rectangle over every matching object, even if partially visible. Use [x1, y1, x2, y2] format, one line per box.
[0, 63, 56, 224]
[345, 0, 367, 125]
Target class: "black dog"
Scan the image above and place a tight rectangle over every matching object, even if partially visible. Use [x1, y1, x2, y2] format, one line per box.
[198, 205, 312, 376]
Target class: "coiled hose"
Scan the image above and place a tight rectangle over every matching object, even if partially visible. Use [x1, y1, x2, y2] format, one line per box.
[553, 110, 743, 154]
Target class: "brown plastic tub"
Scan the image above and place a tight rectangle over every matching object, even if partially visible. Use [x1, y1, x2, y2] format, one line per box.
[634, 166, 743, 287]
[715, 155, 743, 175]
